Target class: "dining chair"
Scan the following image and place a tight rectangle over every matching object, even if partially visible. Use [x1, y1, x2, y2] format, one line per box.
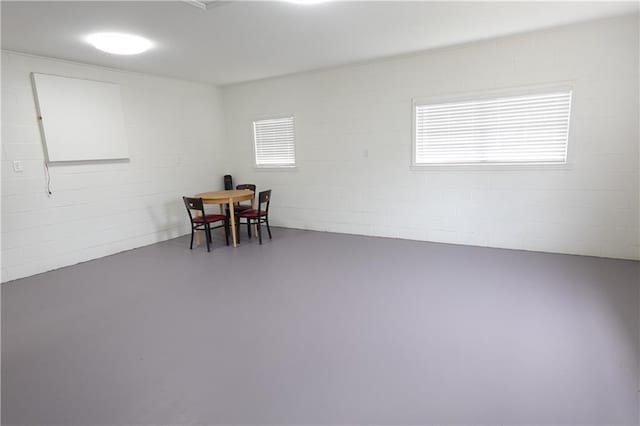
[235, 184, 256, 214]
[234, 184, 256, 237]
[183, 196, 229, 252]
[237, 189, 272, 245]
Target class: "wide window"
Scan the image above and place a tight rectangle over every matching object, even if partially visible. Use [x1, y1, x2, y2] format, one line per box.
[253, 116, 296, 168]
[413, 89, 572, 166]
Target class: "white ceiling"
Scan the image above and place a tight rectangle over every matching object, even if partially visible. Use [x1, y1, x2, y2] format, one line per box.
[2, 1, 638, 85]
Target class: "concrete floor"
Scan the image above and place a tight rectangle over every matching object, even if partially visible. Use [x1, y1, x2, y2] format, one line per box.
[2, 227, 639, 425]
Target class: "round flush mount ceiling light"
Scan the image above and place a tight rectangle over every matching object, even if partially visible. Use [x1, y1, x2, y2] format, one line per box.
[86, 33, 152, 55]
[287, 0, 330, 4]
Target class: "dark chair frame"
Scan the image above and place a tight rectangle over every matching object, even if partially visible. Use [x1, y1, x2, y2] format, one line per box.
[237, 189, 272, 245]
[235, 183, 256, 235]
[225, 184, 256, 230]
[183, 196, 229, 252]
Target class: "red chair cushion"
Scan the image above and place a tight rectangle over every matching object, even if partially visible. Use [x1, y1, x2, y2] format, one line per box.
[237, 209, 267, 218]
[193, 214, 227, 223]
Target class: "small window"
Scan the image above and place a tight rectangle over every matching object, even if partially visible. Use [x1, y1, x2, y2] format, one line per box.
[253, 116, 296, 168]
[413, 89, 572, 166]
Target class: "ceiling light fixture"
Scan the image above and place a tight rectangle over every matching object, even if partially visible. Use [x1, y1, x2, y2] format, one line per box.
[287, 0, 329, 4]
[86, 33, 153, 55]
[182, 0, 223, 11]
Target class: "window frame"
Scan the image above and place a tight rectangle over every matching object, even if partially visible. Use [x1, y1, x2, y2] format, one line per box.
[411, 83, 574, 171]
[252, 114, 297, 170]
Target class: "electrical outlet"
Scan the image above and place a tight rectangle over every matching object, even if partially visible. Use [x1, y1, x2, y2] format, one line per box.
[12, 160, 24, 173]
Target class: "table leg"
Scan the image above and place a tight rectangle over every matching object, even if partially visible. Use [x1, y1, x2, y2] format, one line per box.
[229, 201, 238, 247]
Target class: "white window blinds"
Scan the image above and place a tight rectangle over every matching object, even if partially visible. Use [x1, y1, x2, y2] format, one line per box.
[414, 90, 572, 165]
[253, 116, 296, 167]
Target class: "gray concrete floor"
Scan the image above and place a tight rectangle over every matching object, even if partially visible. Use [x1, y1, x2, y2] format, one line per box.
[2, 227, 639, 425]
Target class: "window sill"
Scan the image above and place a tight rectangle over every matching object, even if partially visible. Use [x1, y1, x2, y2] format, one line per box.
[254, 166, 298, 172]
[410, 162, 573, 172]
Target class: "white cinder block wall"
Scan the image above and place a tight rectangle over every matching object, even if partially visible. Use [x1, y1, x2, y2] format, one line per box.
[222, 14, 640, 260]
[1, 52, 227, 282]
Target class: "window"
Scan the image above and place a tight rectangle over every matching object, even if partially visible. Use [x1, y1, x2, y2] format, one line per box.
[253, 116, 296, 168]
[413, 89, 572, 166]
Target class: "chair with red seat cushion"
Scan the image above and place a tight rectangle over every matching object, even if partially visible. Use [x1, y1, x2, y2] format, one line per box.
[235, 183, 258, 237]
[183, 196, 229, 252]
[237, 189, 272, 245]
[235, 184, 256, 212]
[224, 184, 256, 230]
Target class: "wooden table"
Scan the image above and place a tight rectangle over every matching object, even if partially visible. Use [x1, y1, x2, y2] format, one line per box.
[194, 189, 255, 248]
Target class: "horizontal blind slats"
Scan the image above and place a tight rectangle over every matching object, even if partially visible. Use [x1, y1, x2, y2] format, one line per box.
[417, 115, 571, 130]
[415, 90, 572, 165]
[419, 99, 570, 116]
[422, 92, 570, 112]
[254, 116, 296, 167]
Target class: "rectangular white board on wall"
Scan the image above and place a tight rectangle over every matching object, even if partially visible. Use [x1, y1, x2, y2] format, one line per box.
[32, 73, 129, 162]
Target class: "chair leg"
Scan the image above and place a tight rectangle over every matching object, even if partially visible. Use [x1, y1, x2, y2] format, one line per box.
[257, 219, 263, 245]
[265, 217, 272, 239]
[224, 220, 230, 246]
[205, 224, 211, 252]
[190, 226, 194, 249]
[236, 219, 241, 243]
[247, 220, 251, 238]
